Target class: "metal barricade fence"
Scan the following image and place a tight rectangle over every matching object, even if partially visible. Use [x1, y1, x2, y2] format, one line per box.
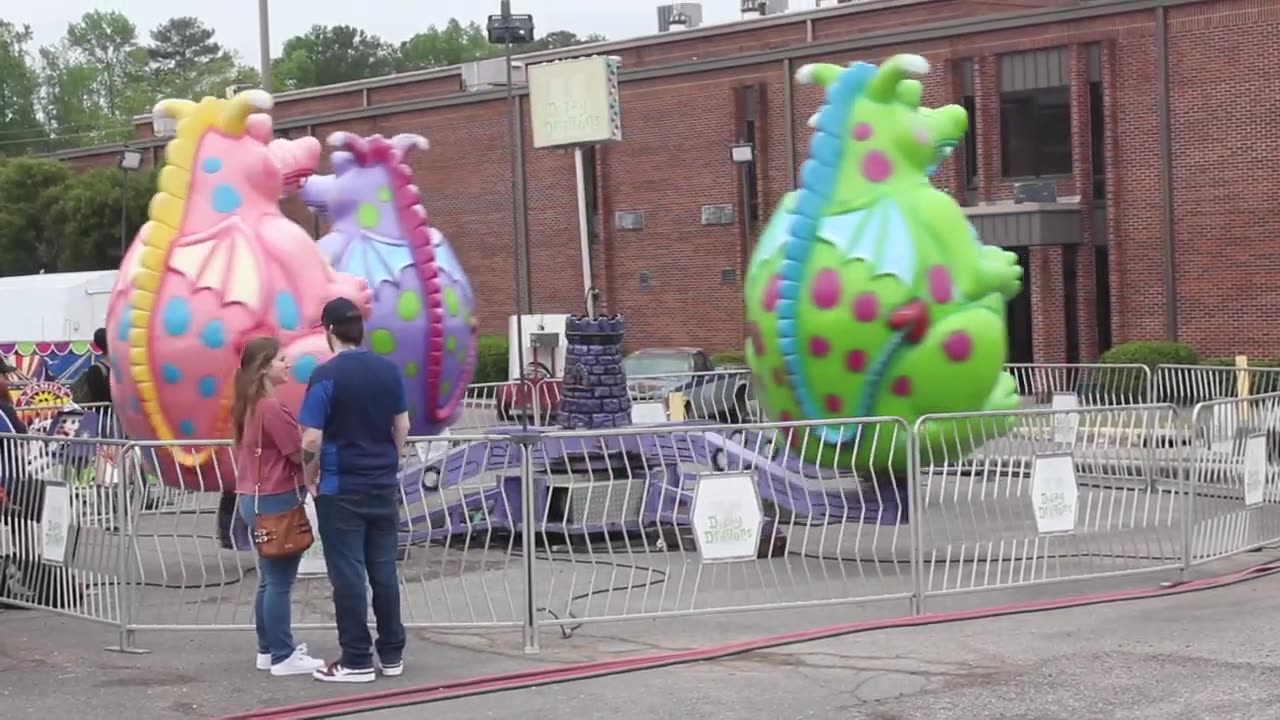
[9, 387, 1280, 654]
[1005, 363, 1150, 408]
[1185, 393, 1280, 564]
[1152, 364, 1280, 406]
[527, 418, 914, 631]
[626, 370, 757, 422]
[0, 432, 130, 631]
[912, 405, 1186, 610]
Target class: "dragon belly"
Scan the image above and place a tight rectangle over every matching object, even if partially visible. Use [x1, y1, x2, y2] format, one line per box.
[745, 230, 1014, 473]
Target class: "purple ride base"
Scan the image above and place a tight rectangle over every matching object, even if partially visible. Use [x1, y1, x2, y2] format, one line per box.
[394, 423, 907, 547]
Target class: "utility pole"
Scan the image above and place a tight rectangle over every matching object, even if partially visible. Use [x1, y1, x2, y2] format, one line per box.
[258, 0, 272, 92]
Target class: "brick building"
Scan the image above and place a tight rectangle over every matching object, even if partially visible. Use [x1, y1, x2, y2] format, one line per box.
[54, 0, 1280, 362]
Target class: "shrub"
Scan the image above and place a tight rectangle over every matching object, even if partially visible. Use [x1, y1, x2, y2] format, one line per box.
[711, 351, 746, 368]
[473, 335, 510, 384]
[1099, 341, 1200, 369]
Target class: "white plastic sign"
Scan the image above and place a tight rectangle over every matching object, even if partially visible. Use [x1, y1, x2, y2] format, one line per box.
[40, 481, 75, 565]
[1243, 432, 1267, 507]
[1031, 453, 1079, 535]
[691, 472, 763, 562]
[631, 402, 667, 424]
[297, 494, 328, 577]
[1051, 392, 1080, 445]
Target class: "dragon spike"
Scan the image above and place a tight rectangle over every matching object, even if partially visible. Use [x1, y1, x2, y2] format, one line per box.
[795, 63, 843, 88]
[866, 54, 930, 103]
[153, 99, 197, 124]
[389, 133, 429, 160]
[896, 79, 924, 110]
[326, 132, 372, 164]
[219, 89, 274, 135]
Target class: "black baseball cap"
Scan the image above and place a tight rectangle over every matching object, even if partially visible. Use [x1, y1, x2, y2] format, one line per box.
[320, 297, 362, 328]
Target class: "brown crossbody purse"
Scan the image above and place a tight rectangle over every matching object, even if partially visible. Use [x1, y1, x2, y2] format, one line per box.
[249, 404, 314, 559]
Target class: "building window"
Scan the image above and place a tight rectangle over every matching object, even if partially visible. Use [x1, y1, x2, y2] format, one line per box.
[1089, 80, 1105, 199]
[582, 145, 600, 243]
[999, 87, 1072, 178]
[961, 93, 978, 191]
[738, 85, 761, 223]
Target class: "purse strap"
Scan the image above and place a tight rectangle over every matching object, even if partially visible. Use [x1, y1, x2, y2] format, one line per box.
[251, 397, 304, 517]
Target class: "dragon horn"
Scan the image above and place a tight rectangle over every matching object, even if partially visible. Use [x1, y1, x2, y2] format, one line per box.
[867, 54, 930, 103]
[794, 63, 843, 88]
[326, 132, 370, 163]
[390, 133, 429, 159]
[219, 89, 274, 135]
[152, 99, 197, 123]
[896, 79, 924, 110]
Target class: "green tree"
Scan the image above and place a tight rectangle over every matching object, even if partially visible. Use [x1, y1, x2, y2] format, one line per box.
[0, 21, 44, 157]
[47, 167, 154, 270]
[146, 17, 258, 101]
[0, 158, 72, 273]
[528, 30, 607, 52]
[396, 19, 493, 71]
[38, 11, 151, 146]
[272, 25, 396, 91]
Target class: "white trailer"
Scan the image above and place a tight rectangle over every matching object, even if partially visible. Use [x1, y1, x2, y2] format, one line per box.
[0, 270, 118, 342]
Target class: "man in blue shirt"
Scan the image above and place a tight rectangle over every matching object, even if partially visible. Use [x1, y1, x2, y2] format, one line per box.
[300, 297, 410, 683]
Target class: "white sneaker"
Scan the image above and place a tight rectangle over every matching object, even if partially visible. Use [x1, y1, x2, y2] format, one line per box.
[270, 644, 326, 677]
[313, 661, 377, 683]
[380, 660, 404, 677]
[256, 652, 271, 671]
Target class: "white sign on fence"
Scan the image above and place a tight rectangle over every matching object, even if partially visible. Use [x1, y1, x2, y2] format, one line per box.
[297, 495, 327, 577]
[631, 402, 667, 424]
[1243, 432, 1267, 507]
[1051, 392, 1080, 445]
[1031, 453, 1078, 535]
[691, 472, 762, 562]
[39, 481, 76, 565]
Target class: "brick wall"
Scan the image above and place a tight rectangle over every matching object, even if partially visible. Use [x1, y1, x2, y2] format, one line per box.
[47, 0, 1280, 361]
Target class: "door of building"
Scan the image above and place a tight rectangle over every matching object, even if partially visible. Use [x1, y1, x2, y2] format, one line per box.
[1006, 247, 1034, 363]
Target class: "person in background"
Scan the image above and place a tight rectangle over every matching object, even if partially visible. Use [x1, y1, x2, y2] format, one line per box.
[0, 375, 28, 508]
[79, 328, 112, 405]
[231, 336, 325, 677]
[299, 297, 409, 684]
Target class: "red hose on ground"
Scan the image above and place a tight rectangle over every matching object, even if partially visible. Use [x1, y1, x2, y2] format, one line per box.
[220, 557, 1280, 720]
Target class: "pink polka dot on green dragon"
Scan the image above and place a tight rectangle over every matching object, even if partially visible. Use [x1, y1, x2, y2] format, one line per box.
[743, 54, 1025, 473]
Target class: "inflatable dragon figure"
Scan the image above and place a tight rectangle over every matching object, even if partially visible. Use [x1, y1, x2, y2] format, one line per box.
[745, 54, 1024, 472]
[300, 132, 478, 437]
[105, 90, 372, 490]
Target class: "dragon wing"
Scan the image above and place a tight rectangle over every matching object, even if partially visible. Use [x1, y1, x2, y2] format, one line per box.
[817, 198, 917, 285]
[168, 216, 267, 311]
[334, 230, 415, 288]
[428, 228, 472, 295]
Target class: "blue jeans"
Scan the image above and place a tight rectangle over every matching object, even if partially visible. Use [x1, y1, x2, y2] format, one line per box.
[315, 487, 404, 670]
[237, 492, 305, 664]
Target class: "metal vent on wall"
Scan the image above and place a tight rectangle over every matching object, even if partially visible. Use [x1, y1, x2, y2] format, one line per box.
[638, 271, 652, 290]
[720, 268, 737, 285]
[1014, 182, 1058, 204]
[616, 210, 646, 231]
[701, 204, 735, 226]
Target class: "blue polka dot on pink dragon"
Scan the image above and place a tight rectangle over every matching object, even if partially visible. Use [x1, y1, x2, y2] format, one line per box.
[745, 55, 1024, 472]
[301, 133, 477, 436]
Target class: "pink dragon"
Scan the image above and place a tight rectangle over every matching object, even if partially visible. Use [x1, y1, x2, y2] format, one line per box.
[105, 90, 372, 490]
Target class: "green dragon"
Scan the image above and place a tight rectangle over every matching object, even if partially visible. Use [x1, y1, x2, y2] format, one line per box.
[744, 54, 1024, 472]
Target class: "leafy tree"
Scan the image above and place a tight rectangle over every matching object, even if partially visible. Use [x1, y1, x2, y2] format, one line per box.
[146, 17, 258, 101]
[0, 21, 44, 157]
[47, 167, 154, 271]
[272, 25, 396, 91]
[528, 30, 607, 52]
[0, 158, 72, 273]
[397, 19, 493, 71]
[38, 11, 151, 146]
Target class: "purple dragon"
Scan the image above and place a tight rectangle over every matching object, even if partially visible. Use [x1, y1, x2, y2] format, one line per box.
[300, 132, 477, 436]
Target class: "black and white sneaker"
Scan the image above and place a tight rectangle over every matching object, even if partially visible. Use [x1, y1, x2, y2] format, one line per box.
[379, 660, 404, 677]
[313, 661, 376, 683]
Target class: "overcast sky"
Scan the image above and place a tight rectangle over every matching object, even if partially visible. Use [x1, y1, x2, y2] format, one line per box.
[11, 1, 807, 65]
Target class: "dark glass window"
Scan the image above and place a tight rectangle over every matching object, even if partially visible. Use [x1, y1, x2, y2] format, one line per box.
[961, 94, 978, 190]
[1089, 81, 1105, 199]
[999, 87, 1072, 178]
[739, 86, 761, 223]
